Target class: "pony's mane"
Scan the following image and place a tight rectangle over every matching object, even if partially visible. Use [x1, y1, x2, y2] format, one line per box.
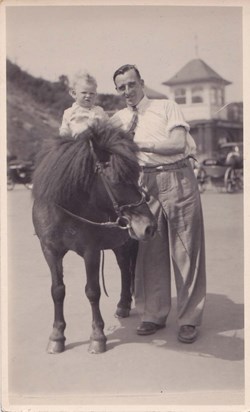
[32, 122, 140, 208]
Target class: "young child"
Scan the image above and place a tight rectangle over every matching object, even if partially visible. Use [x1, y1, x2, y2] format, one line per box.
[59, 70, 109, 138]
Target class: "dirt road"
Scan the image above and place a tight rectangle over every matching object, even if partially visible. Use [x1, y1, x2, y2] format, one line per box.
[3, 186, 244, 410]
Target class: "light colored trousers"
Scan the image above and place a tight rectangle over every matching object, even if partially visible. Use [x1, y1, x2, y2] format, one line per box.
[135, 159, 206, 327]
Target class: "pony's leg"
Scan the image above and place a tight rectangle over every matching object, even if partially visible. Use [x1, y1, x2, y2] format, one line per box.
[84, 250, 107, 354]
[113, 239, 138, 318]
[42, 244, 66, 354]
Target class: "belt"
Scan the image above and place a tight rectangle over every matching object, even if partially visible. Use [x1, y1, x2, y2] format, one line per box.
[141, 158, 189, 172]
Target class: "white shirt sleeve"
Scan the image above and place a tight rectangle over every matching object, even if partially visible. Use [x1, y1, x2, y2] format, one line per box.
[165, 100, 190, 132]
[59, 110, 71, 137]
[165, 100, 196, 156]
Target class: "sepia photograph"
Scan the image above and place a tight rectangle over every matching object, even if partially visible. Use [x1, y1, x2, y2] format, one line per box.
[1, 1, 249, 411]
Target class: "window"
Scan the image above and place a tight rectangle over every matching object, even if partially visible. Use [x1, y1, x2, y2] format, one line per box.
[191, 87, 203, 103]
[210, 87, 217, 104]
[217, 89, 224, 106]
[174, 88, 186, 104]
[210, 87, 224, 106]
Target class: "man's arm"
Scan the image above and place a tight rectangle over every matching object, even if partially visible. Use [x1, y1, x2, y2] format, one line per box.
[137, 126, 186, 155]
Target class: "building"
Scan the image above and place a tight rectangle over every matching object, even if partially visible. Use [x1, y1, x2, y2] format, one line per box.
[162, 58, 243, 159]
[144, 85, 167, 99]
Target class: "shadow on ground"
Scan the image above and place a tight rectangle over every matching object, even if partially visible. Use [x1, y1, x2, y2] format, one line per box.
[66, 293, 244, 361]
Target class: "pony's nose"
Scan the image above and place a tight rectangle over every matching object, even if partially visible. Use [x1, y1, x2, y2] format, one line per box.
[128, 215, 157, 241]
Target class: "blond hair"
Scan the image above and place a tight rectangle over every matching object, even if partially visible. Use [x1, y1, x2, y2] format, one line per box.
[70, 70, 98, 90]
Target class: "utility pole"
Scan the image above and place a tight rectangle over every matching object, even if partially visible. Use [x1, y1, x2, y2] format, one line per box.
[194, 34, 199, 58]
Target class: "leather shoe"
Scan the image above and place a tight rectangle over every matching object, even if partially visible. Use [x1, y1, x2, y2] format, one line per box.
[178, 325, 197, 343]
[137, 322, 165, 336]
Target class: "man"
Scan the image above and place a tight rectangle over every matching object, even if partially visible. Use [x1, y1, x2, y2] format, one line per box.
[111, 64, 206, 343]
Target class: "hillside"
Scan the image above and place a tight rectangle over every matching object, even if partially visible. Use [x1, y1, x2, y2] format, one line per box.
[7, 80, 61, 161]
[6, 60, 170, 161]
[6, 60, 125, 161]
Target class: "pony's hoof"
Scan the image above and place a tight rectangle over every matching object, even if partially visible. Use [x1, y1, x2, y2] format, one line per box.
[115, 307, 130, 318]
[88, 339, 106, 354]
[47, 340, 65, 354]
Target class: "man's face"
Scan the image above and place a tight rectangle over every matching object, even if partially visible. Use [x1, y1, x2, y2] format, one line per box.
[114, 69, 144, 107]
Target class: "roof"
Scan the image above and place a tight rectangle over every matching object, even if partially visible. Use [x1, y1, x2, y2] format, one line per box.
[144, 85, 167, 99]
[162, 59, 231, 86]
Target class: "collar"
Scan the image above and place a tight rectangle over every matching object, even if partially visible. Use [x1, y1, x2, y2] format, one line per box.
[72, 102, 92, 111]
[128, 95, 149, 113]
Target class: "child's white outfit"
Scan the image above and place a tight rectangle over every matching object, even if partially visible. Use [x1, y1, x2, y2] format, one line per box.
[59, 102, 109, 138]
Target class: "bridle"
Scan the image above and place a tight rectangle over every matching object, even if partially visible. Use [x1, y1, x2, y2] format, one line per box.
[56, 139, 149, 230]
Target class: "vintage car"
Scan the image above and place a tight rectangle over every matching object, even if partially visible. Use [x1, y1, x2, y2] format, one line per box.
[7, 157, 34, 190]
[217, 142, 243, 169]
[195, 141, 243, 193]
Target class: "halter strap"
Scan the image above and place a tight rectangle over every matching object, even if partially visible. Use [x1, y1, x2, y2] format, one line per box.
[55, 138, 148, 229]
[55, 204, 129, 229]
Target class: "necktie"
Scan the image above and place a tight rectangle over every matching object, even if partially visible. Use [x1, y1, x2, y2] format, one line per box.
[128, 106, 138, 138]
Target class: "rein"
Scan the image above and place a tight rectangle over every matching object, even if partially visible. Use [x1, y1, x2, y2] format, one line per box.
[55, 138, 148, 298]
[55, 204, 129, 229]
[56, 139, 148, 230]
[56, 187, 148, 229]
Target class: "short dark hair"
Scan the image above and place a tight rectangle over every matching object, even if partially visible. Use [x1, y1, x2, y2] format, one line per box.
[113, 64, 142, 84]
